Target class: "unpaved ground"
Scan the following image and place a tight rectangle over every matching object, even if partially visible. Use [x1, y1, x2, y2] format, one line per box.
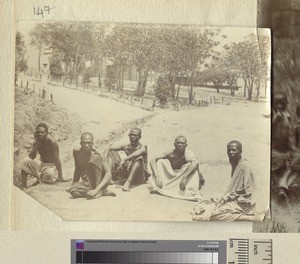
[16, 79, 270, 221]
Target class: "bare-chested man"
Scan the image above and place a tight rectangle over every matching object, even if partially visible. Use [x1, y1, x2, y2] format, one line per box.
[68, 132, 116, 199]
[150, 135, 205, 200]
[107, 127, 149, 191]
[20, 123, 67, 189]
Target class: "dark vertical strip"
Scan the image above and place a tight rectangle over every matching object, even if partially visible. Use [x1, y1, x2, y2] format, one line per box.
[76, 251, 82, 263]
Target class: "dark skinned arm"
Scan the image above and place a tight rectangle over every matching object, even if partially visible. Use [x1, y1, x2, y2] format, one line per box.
[72, 149, 80, 183]
[108, 144, 125, 152]
[86, 160, 112, 198]
[29, 141, 39, 159]
[150, 151, 172, 188]
[123, 144, 147, 161]
[179, 159, 199, 191]
[52, 142, 66, 181]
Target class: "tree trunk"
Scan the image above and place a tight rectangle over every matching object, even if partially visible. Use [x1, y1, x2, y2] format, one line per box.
[98, 59, 102, 88]
[256, 79, 260, 100]
[38, 48, 42, 73]
[142, 69, 149, 93]
[136, 67, 148, 97]
[264, 79, 267, 98]
[121, 67, 124, 91]
[117, 67, 122, 91]
[248, 79, 254, 101]
[176, 73, 183, 100]
[243, 78, 247, 97]
[189, 73, 195, 104]
[230, 86, 235, 96]
[169, 73, 176, 99]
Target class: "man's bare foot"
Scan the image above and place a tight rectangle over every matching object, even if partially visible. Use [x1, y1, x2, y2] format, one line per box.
[179, 177, 187, 191]
[121, 181, 131, 191]
[31, 180, 40, 187]
[19, 183, 27, 190]
[102, 189, 116, 197]
[150, 189, 159, 194]
[89, 189, 117, 199]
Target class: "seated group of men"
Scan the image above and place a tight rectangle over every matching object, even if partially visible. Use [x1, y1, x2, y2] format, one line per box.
[20, 123, 255, 221]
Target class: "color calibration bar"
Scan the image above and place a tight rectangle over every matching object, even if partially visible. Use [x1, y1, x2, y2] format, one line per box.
[76, 251, 218, 264]
[71, 240, 226, 264]
[71, 239, 272, 264]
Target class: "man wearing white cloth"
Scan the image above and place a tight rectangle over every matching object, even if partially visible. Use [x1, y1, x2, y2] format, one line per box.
[150, 135, 205, 201]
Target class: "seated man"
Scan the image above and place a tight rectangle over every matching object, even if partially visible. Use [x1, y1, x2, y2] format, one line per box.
[149, 135, 205, 200]
[106, 127, 150, 191]
[271, 91, 293, 199]
[192, 140, 255, 221]
[20, 123, 68, 189]
[68, 132, 117, 199]
[276, 103, 300, 200]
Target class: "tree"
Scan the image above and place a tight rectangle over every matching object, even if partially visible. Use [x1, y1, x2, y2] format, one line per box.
[104, 25, 134, 91]
[29, 23, 50, 73]
[154, 75, 171, 106]
[257, 33, 271, 98]
[15, 32, 28, 85]
[29, 22, 95, 86]
[223, 33, 270, 100]
[184, 29, 220, 104]
[153, 27, 221, 103]
[128, 25, 160, 96]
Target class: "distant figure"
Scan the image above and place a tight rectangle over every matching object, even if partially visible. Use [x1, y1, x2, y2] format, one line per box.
[106, 127, 150, 191]
[192, 140, 255, 221]
[68, 132, 117, 199]
[20, 123, 67, 189]
[149, 135, 205, 200]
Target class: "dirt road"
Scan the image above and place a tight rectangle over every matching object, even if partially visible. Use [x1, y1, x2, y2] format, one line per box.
[22, 83, 270, 221]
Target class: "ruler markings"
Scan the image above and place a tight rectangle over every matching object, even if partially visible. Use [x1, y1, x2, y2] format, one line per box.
[228, 238, 272, 264]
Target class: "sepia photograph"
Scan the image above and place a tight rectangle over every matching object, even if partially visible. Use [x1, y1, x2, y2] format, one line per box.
[254, 0, 300, 232]
[14, 20, 270, 221]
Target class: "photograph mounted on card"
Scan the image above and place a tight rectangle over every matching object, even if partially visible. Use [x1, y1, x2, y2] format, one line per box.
[14, 19, 270, 221]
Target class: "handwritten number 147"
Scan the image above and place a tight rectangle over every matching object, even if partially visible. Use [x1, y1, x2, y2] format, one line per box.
[33, 6, 55, 18]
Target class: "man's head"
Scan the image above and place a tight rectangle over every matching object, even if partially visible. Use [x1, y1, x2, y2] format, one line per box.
[174, 135, 187, 152]
[128, 127, 141, 144]
[227, 140, 242, 164]
[272, 91, 288, 113]
[80, 132, 94, 153]
[35, 123, 49, 142]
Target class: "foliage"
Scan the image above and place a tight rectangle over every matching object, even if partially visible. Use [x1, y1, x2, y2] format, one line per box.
[223, 33, 271, 100]
[104, 25, 135, 91]
[105, 65, 118, 91]
[28, 21, 270, 104]
[29, 21, 95, 86]
[154, 75, 171, 106]
[15, 32, 28, 85]
[49, 52, 63, 79]
[82, 68, 92, 84]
